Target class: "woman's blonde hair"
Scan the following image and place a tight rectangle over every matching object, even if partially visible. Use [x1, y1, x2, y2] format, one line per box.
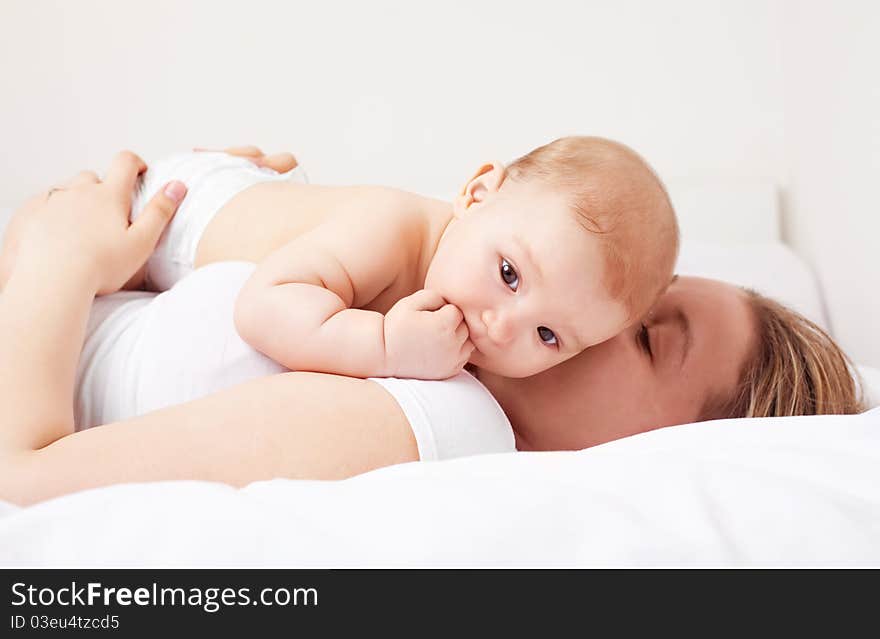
[703, 290, 865, 419]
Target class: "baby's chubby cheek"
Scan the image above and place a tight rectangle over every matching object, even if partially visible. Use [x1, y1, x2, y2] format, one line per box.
[469, 351, 550, 379]
[423, 249, 479, 308]
[585, 301, 630, 348]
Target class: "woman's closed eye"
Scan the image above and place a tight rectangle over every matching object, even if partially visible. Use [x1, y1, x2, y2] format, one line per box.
[637, 322, 653, 360]
[499, 257, 519, 291]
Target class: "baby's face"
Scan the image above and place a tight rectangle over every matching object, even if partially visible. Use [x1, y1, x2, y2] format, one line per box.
[425, 180, 628, 378]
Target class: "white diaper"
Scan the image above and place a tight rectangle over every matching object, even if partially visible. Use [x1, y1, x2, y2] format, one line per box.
[130, 152, 308, 291]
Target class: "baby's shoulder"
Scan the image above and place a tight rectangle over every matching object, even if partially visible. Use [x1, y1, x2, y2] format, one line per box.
[336, 186, 445, 241]
[346, 185, 438, 218]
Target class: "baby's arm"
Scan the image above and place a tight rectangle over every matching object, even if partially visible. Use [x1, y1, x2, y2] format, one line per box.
[235, 207, 402, 378]
[234, 195, 472, 379]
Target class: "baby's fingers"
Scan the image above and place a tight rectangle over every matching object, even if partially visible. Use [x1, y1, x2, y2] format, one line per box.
[454, 319, 469, 343]
[435, 302, 464, 328]
[453, 339, 475, 373]
[404, 288, 447, 312]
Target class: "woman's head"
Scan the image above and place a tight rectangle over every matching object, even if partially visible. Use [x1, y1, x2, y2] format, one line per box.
[473, 275, 863, 451]
[701, 290, 865, 419]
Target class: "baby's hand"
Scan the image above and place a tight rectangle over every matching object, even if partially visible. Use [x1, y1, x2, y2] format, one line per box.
[383, 289, 474, 380]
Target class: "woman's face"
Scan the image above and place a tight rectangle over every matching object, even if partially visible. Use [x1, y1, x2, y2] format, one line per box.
[474, 275, 756, 450]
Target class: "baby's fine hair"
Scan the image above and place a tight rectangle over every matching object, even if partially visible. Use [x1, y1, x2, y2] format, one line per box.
[505, 136, 679, 323]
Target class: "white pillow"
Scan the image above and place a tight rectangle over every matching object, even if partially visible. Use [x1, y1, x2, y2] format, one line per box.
[857, 365, 880, 409]
[665, 177, 781, 244]
[676, 240, 829, 330]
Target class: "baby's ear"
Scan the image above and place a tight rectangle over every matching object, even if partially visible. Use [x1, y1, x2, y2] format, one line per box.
[453, 161, 506, 219]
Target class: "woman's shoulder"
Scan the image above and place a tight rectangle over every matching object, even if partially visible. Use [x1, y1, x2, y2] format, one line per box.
[368, 371, 516, 462]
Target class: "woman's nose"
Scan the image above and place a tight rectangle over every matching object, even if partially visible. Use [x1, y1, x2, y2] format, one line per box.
[481, 309, 516, 346]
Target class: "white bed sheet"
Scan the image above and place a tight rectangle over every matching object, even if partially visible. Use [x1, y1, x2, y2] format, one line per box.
[2, 408, 878, 567]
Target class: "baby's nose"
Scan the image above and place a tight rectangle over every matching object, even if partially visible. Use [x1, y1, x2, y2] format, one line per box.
[482, 309, 516, 346]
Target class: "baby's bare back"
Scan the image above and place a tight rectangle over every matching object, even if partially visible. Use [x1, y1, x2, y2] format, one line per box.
[195, 180, 453, 311]
[196, 181, 352, 266]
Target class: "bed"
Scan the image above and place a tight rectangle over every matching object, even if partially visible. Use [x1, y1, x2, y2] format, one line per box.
[1, 179, 878, 567]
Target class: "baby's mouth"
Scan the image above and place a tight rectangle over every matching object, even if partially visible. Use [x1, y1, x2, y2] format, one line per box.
[463, 317, 486, 353]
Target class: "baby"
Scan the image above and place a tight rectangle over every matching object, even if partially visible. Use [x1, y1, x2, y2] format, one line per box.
[130, 136, 679, 380]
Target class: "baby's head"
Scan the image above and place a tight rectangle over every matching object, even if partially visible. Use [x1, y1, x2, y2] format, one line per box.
[425, 135, 679, 378]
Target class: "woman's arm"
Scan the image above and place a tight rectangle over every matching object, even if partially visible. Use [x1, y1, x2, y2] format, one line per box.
[4, 371, 417, 506]
[0, 260, 97, 450]
[0, 151, 417, 507]
[0, 152, 183, 449]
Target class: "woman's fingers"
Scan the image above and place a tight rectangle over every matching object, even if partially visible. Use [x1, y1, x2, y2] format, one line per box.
[223, 145, 263, 158]
[126, 181, 186, 260]
[62, 170, 100, 188]
[255, 152, 298, 172]
[104, 151, 147, 200]
[193, 146, 298, 172]
[193, 145, 264, 158]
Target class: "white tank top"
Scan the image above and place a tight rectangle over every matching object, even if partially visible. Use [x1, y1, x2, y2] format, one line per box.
[75, 261, 516, 461]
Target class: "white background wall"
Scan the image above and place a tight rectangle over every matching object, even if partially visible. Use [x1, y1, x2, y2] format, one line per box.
[0, 0, 877, 364]
[778, 1, 880, 367]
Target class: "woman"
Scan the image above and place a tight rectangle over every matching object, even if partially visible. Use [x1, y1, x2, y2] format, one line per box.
[0, 151, 864, 506]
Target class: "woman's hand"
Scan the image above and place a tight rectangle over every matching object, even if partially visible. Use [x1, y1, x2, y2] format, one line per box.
[1, 145, 292, 291]
[193, 145, 299, 172]
[7, 151, 186, 296]
[0, 151, 186, 452]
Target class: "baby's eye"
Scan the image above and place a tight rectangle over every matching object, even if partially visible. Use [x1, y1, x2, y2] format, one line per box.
[499, 258, 519, 291]
[537, 326, 557, 346]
